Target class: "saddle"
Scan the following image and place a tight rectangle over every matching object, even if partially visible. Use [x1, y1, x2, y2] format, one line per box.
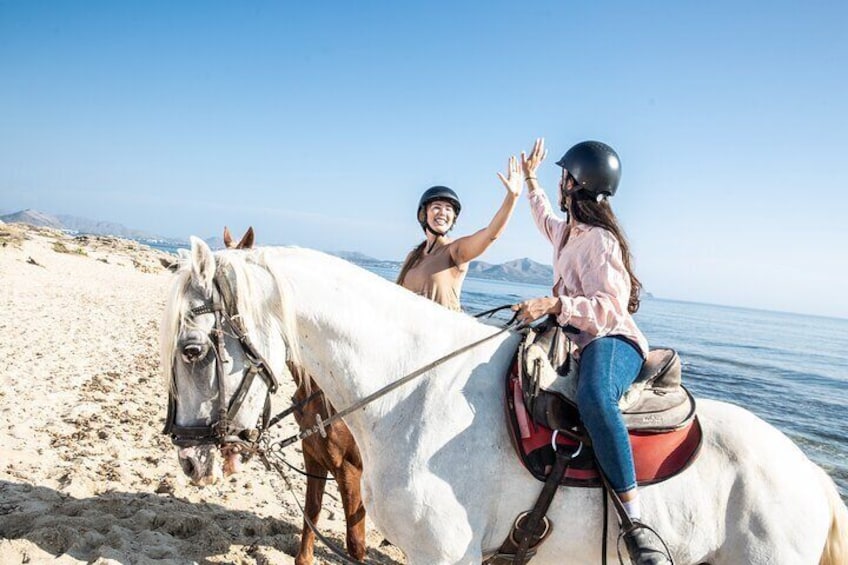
[508, 318, 702, 487]
[487, 321, 702, 564]
[520, 318, 696, 433]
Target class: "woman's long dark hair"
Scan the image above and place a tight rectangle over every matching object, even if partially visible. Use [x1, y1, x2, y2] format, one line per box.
[396, 241, 426, 286]
[568, 192, 642, 313]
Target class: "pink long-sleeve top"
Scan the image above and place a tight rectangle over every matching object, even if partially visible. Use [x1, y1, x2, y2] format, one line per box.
[528, 189, 648, 358]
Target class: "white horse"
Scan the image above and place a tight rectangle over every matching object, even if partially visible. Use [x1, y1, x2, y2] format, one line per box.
[161, 238, 847, 565]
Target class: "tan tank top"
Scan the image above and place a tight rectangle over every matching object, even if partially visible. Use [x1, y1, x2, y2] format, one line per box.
[400, 241, 467, 312]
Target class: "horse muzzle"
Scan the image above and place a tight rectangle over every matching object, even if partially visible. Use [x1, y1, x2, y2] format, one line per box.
[177, 444, 225, 486]
[175, 432, 258, 485]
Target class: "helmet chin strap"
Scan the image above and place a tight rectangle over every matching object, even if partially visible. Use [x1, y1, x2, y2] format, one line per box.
[424, 219, 452, 237]
[424, 222, 451, 252]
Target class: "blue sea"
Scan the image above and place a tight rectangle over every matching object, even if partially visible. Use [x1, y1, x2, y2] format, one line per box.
[366, 265, 848, 502]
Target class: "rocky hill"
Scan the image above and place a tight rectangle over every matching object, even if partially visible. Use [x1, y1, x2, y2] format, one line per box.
[331, 251, 554, 286]
[0, 209, 185, 246]
[467, 257, 553, 285]
[1, 209, 64, 229]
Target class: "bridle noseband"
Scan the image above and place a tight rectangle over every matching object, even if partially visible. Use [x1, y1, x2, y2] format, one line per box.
[163, 281, 281, 454]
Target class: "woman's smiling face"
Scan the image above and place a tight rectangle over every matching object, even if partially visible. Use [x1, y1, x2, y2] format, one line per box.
[426, 200, 456, 233]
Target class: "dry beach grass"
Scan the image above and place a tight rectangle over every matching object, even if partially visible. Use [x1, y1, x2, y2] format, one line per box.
[0, 223, 406, 564]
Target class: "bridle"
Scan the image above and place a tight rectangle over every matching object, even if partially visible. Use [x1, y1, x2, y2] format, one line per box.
[163, 279, 281, 454]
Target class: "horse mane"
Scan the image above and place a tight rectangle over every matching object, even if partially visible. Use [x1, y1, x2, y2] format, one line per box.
[162, 243, 496, 402]
[160, 247, 303, 393]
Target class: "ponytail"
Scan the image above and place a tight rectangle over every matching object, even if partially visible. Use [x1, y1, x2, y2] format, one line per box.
[396, 241, 426, 286]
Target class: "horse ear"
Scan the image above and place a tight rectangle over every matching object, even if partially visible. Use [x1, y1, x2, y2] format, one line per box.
[160, 248, 190, 273]
[238, 226, 255, 249]
[189, 236, 216, 293]
[223, 226, 234, 249]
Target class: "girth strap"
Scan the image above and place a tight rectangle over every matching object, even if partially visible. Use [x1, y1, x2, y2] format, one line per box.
[486, 447, 574, 564]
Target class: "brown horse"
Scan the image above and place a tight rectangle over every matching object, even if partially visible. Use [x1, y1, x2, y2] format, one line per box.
[223, 226, 366, 565]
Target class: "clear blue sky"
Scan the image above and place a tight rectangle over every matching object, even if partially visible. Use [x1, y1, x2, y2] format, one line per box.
[2, 1, 846, 318]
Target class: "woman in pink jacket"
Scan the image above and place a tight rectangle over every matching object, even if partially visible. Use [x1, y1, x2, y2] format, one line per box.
[513, 138, 670, 565]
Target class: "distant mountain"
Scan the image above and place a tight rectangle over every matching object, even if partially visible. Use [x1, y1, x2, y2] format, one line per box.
[468, 257, 553, 285]
[331, 251, 382, 263]
[55, 213, 157, 240]
[1, 209, 64, 229]
[204, 236, 226, 250]
[329, 250, 554, 286]
[0, 209, 188, 246]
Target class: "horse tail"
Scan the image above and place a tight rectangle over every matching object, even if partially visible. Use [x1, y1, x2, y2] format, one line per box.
[818, 466, 848, 565]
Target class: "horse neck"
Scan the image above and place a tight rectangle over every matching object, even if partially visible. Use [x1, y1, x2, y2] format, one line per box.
[270, 248, 514, 436]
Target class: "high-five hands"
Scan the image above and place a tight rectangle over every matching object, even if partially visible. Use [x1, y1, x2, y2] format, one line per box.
[497, 155, 523, 198]
[521, 138, 548, 181]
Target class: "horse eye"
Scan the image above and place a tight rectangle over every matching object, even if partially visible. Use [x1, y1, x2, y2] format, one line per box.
[181, 343, 209, 363]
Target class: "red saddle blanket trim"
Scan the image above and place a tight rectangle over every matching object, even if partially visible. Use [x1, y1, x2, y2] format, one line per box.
[507, 374, 702, 487]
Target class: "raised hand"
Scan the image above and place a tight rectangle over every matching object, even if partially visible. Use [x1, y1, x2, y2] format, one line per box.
[497, 155, 523, 197]
[520, 137, 548, 180]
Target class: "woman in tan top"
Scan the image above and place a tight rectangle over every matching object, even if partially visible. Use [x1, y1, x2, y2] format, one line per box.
[396, 157, 523, 311]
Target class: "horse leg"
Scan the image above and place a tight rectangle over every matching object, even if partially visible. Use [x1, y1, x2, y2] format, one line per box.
[335, 456, 367, 561]
[295, 449, 328, 565]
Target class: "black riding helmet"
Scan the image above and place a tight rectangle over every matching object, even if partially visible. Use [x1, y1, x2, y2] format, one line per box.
[556, 141, 621, 198]
[417, 186, 462, 232]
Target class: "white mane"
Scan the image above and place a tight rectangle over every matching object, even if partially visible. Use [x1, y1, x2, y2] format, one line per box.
[160, 244, 489, 394]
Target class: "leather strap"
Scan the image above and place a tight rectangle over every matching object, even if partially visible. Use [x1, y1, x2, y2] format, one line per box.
[487, 448, 573, 564]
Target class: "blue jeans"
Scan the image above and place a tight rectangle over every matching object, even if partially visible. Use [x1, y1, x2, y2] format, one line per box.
[577, 336, 644, 493]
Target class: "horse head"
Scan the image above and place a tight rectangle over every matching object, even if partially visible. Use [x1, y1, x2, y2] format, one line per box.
[160, 236, 293, 486]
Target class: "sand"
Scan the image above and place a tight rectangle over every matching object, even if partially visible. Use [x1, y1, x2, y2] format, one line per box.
[0, 223, 406, 565]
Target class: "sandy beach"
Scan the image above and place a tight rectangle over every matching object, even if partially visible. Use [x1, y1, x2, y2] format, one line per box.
[0, 223, 406, 564]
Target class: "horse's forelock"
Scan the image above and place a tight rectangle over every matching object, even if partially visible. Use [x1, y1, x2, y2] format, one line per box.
[160, 271, 193, 393]
[218, 249, 301, 367]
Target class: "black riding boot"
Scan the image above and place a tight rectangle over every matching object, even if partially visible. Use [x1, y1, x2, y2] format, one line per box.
[622, 522, 672, 565]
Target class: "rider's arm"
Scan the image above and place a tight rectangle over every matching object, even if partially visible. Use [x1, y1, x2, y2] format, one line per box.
[526, 185, 567, 247]
[450, 191, 520, 265]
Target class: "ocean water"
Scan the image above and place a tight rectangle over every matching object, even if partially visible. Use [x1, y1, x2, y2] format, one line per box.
[367, 265, 848, 502]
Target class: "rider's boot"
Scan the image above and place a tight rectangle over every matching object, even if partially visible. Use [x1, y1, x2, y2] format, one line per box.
[622, 522, 672, 565]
